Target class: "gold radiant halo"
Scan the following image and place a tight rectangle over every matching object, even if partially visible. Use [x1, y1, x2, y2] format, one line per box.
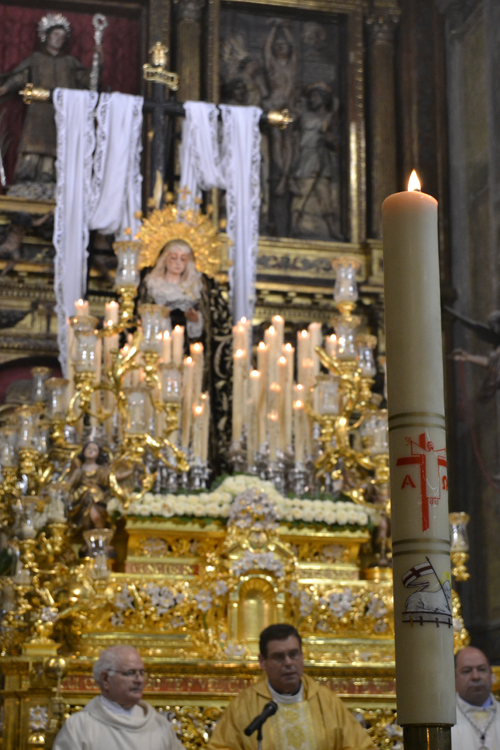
[136, 201, 226, 281]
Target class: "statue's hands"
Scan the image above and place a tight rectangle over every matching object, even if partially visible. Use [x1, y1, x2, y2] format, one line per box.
[185, 308, 200, 322]
[452, 348, 471, 361]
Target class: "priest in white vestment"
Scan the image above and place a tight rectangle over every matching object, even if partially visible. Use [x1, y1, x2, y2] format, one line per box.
[53, 645, 185, 750]
[452, 646, 500, 750]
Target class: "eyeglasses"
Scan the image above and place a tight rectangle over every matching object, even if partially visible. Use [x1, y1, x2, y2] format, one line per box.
[108, 669, 147, 679]
[267, 649, 303, 664]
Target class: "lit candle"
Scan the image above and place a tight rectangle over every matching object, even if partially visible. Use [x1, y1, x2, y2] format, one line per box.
[277, 356, 288, 449]
[271, 315, 284, 350]
[267, 410, 279, 462]
[233, 321, 247, 353]
[293, 399, 305, 463]
[181, 356, 194, 448]
[200, 392, 210, 462]
[190, 342, 204, 403]
[192, 403, 204, 459]
[105, 300, 119, 325]
[325, 334, 337, 358]
[74, 299, 89, 317]
[172, 325, 185, 367]
[308, 322, 322, 376]
[297, 330, 310, 384]
[382, 170, 454, 729]
[162, 331, 172, 364]
[282, 344, 294, 447]
[66, 317, 76, 403]
[232, 349, 246, 444]
[264, 326, 278, 385]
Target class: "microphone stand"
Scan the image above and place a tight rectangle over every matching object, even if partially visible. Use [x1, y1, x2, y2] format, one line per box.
[257, 724, 263, 750]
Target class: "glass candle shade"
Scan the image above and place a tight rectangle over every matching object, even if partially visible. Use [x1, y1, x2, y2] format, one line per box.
[30, 366, 51, 404]
[360, 410, 389, 455]
[0, 427, 17, 467]
[449, 512, 470, 553]
[357, 334, 378, 378]
[114, 240, 141, 289]
[125, 388, 149, 433]
[46, 378, 69, 419]
[317, 375, 341, 415]
[17, 406, 40, 449]
[74, 329, 98, 373]
[83, 528, 114, 579]
[139, 304, 163, 352]
[335, 315, 360, 360]
[332, 257, 361, 304]
[20, 496, 41, 539]
[161, 365, 182, 403]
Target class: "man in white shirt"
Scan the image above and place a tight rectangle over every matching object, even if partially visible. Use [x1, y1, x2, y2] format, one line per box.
[53, 645, 185, 750]
[452, 646, 500, 750]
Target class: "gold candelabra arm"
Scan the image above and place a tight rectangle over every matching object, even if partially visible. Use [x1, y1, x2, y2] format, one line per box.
[451, 551, 470, 582]
[315, 345, 341, 376]
[20, 82, 51, 104]
[266, 108, 293, 129]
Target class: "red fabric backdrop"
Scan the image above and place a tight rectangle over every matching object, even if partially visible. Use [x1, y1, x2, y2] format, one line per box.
[0, 6, 142, 185]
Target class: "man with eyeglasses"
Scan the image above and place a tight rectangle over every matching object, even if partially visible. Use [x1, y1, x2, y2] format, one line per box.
[208, 623, 375, 750]
[53, 645, 185, 750]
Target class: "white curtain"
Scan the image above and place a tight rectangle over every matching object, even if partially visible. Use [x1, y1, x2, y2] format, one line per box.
[179, 101, 262, 322]
[53, 88, 98, 372]
[90, 92, 143, 239]
[53, 89, 144, 373]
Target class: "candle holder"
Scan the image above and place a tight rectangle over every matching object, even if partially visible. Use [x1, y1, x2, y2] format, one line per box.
[30, 366, 51, 407]
[189, 458, 207, 490]
[291, 460, 309, 497]
[332, 256, 361, 313]
[230, 440, 246, 473]
[266, 454, 286, 493]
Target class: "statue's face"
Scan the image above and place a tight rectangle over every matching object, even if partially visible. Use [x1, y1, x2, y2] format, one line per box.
[165, 248, 189, 277]
[47, 27, 67, 52]
[273, 39, 291, 61]
[84, 442, 100, 461]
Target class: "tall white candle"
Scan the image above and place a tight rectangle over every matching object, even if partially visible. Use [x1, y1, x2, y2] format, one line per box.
[172, 325, 185, 366]
[308, 322, 322, 376]
[293, 399, 305, 462]
[74, 299, 89, 317]
[232, 349, 246, 444]
[192, 403, 204, 459]
[267, 410, 278, 462]
[282, 344, 294, 447]
[200, 392, 210, 462]
[190, 342, 204, 403]
[325, 334, 337, 358]
[249, 370, 264, 448]
[181, 356, 194, 448]
[162, 331, 172, 364]
[382, 172, 455, 728]
[105, 301, 119, 325]
[271, 315, 284, 350]
[265, 326, 278, 385]
[297, 330, 310, 384]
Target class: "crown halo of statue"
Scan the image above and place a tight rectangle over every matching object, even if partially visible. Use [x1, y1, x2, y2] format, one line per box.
[136, 192, 226, 282]
[38, 13, 71, 42]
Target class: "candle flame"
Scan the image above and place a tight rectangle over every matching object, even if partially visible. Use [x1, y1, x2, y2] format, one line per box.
[278, 356, 287, 365]
[273, 315, 283, 322]
[258, 342, 267, 350]
[163, 331, 171, 340]
[284, 343, 293, 352]
[250, 370, 261, 379]
[300, 330, 309, 338]
[106, 319, 114, 328]
[294, 400, 304, 409]
[408, 170, 421, 192]
[270, 382, 281, 392]
[268, 326, 276, 334]
[193, 404, 204, 416]
[235, 349, 245, 358]
[192, 343, 203, 352]
[174, 325, 183, 332]
[329, 334, 337, 342]
[184, 356, 193, 365]
[296, 383, 304, 391]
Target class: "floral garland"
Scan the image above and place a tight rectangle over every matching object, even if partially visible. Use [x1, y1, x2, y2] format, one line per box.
[114, 474, 378, 530]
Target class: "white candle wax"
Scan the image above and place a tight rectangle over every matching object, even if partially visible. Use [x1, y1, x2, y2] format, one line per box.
[172, 325, 185, 367]
[264, 327, 278, 385]
[105, 301, 119, 325]
[162, 331, 172, 364]
[297, 330, 310, 384]
[325, 334, 337, 358]
[271, 315, 284, 350]
[192, 403, 204, 459]
[308, 322, 322, 376]
[232, 349, 246, 444]
[267, 410, 278, 462]
[382, 175, 455, 727]
[181, 357, 194, 448]
[74, 299, 89, 317]
[293, 399, 305, 463]
[190, 342, 204, 403]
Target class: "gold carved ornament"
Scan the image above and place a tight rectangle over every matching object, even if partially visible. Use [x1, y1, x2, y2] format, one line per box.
[136, 200, 226, 283]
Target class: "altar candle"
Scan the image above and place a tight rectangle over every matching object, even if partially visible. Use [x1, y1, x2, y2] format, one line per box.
[267, 410, 279, 462]
[308, 322, 322, 376]
[249, 370, 264, 449]
[181, 356, 194, 448]
[293, 399, 305, 462]
[382, 170, 455, 729]
[172, 325, 185, 366]
[277, 356, 289, 448]
[190, 342, 204, 403]
[264, 326, 278, 385]
[74, 299, 89, 317]
[105, 300, 119, 325]
[325, 334, 337, 358]
[162, 331, 172, 364]
[297, 330, 310, 384]
[200, 392, 210, 462]
[283, 345, 294, 447]
[233, 321, 246, 353]
[66, 317, 76, 403]
[232, 349, 246, 444]
[271, 315, 284, 350]
[192, 403, 204, 459]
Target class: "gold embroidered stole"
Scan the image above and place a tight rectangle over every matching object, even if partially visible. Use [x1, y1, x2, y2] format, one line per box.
[272, 702, 317, 750]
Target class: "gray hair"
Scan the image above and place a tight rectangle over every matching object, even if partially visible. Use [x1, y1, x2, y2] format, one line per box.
[93, 646, 139, 688]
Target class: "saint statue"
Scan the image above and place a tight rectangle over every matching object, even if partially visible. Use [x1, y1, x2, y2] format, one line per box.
[65, 441, 111, 539]
[141, 239, 204, 339]
[0, 13, 102, 194]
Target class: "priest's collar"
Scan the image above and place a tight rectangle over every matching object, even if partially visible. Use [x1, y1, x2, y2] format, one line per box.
[268, 680, 303, 704]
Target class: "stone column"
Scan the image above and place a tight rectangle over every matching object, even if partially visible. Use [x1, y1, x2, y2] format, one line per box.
[366, 10, 399, 238]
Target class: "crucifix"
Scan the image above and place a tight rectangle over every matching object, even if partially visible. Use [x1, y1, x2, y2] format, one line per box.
[141, 42, 292, 205]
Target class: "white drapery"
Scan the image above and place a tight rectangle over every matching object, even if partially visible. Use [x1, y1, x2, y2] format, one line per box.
[53, 88, 143, 372]
[178, 101, 262, 322]
[53, 88, 98, 372]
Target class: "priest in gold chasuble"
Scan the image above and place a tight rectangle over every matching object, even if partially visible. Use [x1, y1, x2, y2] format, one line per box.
[208, 624, 375, 750]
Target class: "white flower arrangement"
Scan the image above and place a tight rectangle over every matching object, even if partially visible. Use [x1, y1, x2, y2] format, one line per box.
[115, 584, 135, 611]
[195, 589, 213, 612]
[29, 705, 48, 731]
[366, 595, 388, 620]
[231, 550, 285, 579]
[228, 488, 279, 531]
[321, 589, 354, 618]
[124, 475, 377, 531]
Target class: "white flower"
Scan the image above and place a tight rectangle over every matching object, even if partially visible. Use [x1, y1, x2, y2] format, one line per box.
[111, 612, 125, 626]
[231, 550, 285, 578]
[195, 589, 213, 612]
[366, 596, 388, 619]
[325, 589, 353, 618]
[214, 580, 228, 596]
[357, 511, 368, 525]
[175, 591, 185, 604]
[385, 723, 403, 738]
[299, 591, 313, 616]
[289, 582, 300, 597]
[316, 619, 329, 632]
[224, 642, 246, 658]
[302, 509, 315, 523]
[373, 620, 388, 633]
[30, 705, 48, 731]
[171, 616, 185, 628]
[40, 607, 58, 623]
[115, 584, 135, 611]
[336, 510, 348, 525]
[149, 586, 176, 615]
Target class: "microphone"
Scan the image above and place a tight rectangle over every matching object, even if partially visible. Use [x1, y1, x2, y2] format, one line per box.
[244, 701, 278, 737]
